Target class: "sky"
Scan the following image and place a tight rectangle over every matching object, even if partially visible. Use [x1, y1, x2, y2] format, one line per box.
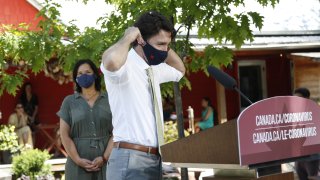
[37, 0, 320, 32]
[237, 0, 320, 31]
[37, 0, 113, 30]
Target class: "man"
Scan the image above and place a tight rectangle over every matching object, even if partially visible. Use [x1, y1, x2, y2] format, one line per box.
[294, 87, 320, 180]
[101, 11, 185, 179]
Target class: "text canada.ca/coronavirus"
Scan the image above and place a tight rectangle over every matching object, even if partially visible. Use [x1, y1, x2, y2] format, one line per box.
[256, 112, 312, 126]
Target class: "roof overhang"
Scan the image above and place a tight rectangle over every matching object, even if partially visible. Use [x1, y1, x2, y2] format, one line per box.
[27, 0, 43, 11]
[184, 32, 320, 52]
[290, 52, 320, 61]
[192, 42, 320, 52]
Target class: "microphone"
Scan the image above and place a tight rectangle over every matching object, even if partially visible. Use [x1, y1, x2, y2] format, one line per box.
[207, 66, 253, 105]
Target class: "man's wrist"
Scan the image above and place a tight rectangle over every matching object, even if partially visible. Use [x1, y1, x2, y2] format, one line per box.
[102, 156, 108, 163]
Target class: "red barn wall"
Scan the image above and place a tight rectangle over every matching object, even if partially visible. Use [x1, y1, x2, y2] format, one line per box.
[183, 50, 294, 123]
[235, 51, 292, 97]
[0, 0, 41, 29]
[224, 61, 241, 120]
[0, 72, 74, 124]
[0, 0, 71, 149]
[265, 54, 292, 97]
[181, 71, 217, 119]
[0, 71, 74, 148]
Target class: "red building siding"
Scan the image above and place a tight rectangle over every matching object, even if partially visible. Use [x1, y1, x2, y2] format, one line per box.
[0, 71, 73, 148]
[235, 51, 293, 97]
[224, 61, 241, 120]
[0, 0, 41, 29]
[265, 54, 292, 97]
[0, 71, 73, 124]
[181, 71, 217, 118]
[0, 0, 72, 148]
[182, 50, 294, 123]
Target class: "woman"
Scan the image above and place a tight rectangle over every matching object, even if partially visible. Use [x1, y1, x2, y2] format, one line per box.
[8, 102, 33, 148]
[20, 82, 39, 131]
[195, 97, 214, 133]
[57, 59, 113, 180]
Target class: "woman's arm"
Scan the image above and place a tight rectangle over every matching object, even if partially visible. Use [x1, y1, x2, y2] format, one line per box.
[90, 136, 113, 171]
[8, 114, 19, 129]
[31, 105, 38, 121]
[103, 136, 113, 161]
[60, 119, 95, 171]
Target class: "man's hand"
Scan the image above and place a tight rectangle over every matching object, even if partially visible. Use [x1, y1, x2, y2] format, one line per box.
[123, 27, 145, 45]
[102, 27, 145, 72]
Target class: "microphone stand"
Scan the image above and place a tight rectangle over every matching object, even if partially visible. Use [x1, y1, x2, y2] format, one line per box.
[234, 87, 253, 105]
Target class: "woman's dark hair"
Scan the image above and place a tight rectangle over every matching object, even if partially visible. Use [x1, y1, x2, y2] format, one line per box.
[133, 11, 175, 46]
[23, 82, 32, 91]
[72, 59, 101, 93]
[203, 97, 212, 107]
[20, 82, 32, 99]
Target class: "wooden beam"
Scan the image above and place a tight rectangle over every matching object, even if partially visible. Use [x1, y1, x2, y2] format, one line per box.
[216, 81, 227, 124]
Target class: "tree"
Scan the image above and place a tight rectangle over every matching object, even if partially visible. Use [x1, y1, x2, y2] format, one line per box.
[0, 0, 278, 96]
[1, 1, 278, 179]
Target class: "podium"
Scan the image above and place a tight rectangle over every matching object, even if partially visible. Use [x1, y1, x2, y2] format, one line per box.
[162, 120, 239, 165]
[161, 96, 320, 179]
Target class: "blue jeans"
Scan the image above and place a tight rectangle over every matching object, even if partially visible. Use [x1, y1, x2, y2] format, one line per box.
[106, 148, 162, 180]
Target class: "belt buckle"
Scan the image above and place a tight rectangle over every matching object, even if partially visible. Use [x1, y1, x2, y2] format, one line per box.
[147, 147, 151, 154]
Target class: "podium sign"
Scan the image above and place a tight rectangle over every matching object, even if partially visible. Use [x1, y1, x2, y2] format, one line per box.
[238, 96, 320, 166]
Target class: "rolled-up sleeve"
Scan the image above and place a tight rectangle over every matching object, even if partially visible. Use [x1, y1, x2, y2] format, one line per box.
[100, 62, 129, 84]
[57, 96, 71, 127]
[152, 63, 183, 84]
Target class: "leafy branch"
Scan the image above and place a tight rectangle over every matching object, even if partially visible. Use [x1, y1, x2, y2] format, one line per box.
[0, 0, 279, 96]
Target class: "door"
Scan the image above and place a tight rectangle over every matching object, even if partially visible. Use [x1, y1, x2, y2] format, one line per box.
[238, 60, 267, 110]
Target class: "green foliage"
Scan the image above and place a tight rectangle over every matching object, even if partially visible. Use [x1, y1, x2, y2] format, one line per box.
[106, 0, 278, 68]
[0, 0, 279, 96]
[12, 149, 52, 179]
[0, 125, 20, 153]
[164, 121, 190, 143]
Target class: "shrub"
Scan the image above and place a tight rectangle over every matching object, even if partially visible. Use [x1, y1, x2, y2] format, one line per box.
[164, 121, 190, 144]
[12, 149, 52, 179]
[0, 125, 20, 153]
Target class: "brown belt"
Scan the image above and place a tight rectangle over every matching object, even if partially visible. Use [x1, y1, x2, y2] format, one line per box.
[114, 142, 159, 155]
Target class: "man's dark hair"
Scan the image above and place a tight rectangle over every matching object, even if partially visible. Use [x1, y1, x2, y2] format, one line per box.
[133, 11, 175, 46]
[72, 59, 101, 93]
[294, 87, 310, 98]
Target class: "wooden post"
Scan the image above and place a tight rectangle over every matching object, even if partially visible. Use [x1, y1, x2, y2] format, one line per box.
[173, 82, 189, 180]
[216, 82, 228, 124]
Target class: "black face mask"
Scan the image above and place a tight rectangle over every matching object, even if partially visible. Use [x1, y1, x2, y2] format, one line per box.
[142, 42, 168, 65]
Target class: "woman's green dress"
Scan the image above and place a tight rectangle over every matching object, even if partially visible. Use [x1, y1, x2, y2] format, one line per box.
[57, 92, 112, 180]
